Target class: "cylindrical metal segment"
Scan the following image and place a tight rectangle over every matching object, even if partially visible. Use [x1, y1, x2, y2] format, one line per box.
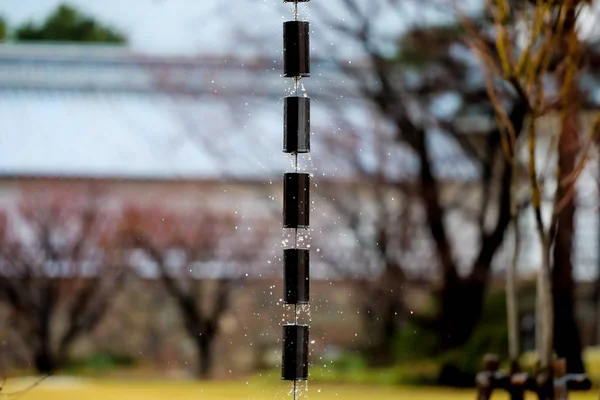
[282, 324, 309, 380]
[284, 248, 309, 304]
[283, 21, 310, 78]
[283, 173, 310, 228]
[284, 97, 310, 153]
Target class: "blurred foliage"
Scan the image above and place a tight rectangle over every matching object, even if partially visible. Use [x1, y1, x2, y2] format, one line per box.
[332, 352, 368, 372]
[64, 352, 137, 374]
[393, 323, 439, 362]
[395, 23, 466, 67]
[436, 289, 510, 387]
[15, 4, 125, 43]
[0, 17, 6, 41]
[306, 286, 539, 388]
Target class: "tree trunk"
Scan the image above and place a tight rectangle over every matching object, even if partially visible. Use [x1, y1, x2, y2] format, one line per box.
[537, 239, 553, 370]
[507, 218, 520, 364]
[438, 276, 487, 349]
[596, 256, 600, 345]
[550, 9, 585, 372]
[196, 334, 215, 379]
[35, 304, 56, 374]
[416, 129, 488, 349]
[553, 220, 584, 374]
[429, 101, 525, 350]
[596, 157, 600, 346]
[34, 341, 56, 374]
[551, 84, 584, 374]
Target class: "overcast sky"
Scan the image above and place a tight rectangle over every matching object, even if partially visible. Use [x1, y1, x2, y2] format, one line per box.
[0, 0, 287, 55]
[0, 0, 454, 58]
[1, 1, 599, 57]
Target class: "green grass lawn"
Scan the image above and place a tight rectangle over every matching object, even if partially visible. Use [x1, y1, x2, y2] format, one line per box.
[3, 377, 599, 400]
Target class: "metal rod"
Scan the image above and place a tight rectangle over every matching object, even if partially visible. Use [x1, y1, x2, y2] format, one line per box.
[294, 152, 298, 248]
[293, 6, 299, 398]
[293, 153, 298, 399]
[293, 304, 297, 400]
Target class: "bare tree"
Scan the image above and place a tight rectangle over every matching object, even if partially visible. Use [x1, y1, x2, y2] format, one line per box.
[0, 188, 123, 373]
[310, 103, 439, 363]
[308, 0, 528, 352]
[466, 0, 598, 380]
[119, 205, 271, 378]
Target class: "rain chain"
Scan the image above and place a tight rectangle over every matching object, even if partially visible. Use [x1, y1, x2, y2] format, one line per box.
[281, 0, 310, 399]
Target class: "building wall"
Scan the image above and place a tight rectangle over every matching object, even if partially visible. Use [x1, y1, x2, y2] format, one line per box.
[0, 177, 277, 215]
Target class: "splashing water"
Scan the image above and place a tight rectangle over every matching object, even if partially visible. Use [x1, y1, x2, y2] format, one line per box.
[287, 381, 309, 399]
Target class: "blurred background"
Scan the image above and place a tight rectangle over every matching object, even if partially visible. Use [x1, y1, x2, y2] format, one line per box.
[0, 1, 599, 399]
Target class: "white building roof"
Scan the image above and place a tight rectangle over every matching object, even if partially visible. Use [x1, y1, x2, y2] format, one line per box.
[0, 44, 478, 181]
